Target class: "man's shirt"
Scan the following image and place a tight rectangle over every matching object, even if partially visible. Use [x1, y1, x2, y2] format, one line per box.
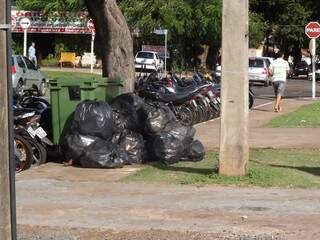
[270, 58, 290, 82]
[28, 46, 36, 58]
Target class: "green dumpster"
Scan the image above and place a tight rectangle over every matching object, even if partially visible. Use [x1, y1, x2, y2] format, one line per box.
[49, 77, 123, 145]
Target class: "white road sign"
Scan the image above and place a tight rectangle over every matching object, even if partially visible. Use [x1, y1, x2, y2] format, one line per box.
[19, 17, 31, 29]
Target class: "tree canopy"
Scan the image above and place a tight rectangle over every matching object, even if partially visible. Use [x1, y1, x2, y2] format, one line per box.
[16, 0, 320, 67]
[16, 0, 85, 12]
[250, 0, 312, 55]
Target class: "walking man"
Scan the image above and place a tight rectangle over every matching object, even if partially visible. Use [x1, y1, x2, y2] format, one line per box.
[28, 42, 37, 66]
[270, 51, 290, 112]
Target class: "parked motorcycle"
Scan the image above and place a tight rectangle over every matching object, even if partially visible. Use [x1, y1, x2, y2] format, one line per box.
[13, 95, 53, 167]
[194, 72, 255, 110]
[14, 133, 33, 172]
[136, 72, 216, 125]
[168, 74, 221, 122]
[249, 88, 255, 109]
[14, 89, 50, 111]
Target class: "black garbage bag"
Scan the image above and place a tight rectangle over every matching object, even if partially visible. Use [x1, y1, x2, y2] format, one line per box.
[111, 130, 123, 145]
[73, 101, 113, 140]
[151, 132, 185, 165]
[112, 130, 147, 164]
[117, 147, 131, 165]
[112, 109, 127, 131]
[142, 102, 177, 135]
[181, 140, 205, 162]
[111, 94, 144, 132]
[62, 133, 98, 161]
[164, 122, 195, 145]
[79, 139, 127, 168]
[148, 122, 199, 165]
[111, 93, 145, 111]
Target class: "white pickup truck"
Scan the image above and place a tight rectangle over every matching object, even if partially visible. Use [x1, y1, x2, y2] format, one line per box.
[135, 51, 164, 72]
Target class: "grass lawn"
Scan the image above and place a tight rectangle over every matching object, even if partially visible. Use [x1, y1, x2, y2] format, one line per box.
[43, 70, 101, 81]
[123, 149, 320, 188]
[265, 101, 320, 128]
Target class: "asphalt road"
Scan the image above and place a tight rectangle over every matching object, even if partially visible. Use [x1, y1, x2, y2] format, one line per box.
[251, 77, 320, 108]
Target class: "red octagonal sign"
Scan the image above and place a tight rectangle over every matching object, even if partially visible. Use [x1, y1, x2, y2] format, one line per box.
[305, 21, 320, 39]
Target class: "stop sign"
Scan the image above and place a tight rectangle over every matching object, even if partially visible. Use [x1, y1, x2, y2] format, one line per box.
[305, 21, 320, 39]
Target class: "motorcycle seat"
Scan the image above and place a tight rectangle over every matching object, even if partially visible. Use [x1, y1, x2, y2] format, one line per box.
[157, 85, 208, 104]
[13, 108, 36, 119]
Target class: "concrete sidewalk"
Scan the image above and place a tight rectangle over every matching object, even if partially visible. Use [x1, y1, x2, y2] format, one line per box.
[196, 98, 320, 149]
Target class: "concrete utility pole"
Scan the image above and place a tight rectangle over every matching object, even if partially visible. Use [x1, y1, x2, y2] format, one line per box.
[219, 0, 249, 176]
[0, 0, 16, 239]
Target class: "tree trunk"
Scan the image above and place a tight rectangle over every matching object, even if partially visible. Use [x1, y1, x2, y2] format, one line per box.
[198, 44, 210, 69]
[85, 0, 135, 93]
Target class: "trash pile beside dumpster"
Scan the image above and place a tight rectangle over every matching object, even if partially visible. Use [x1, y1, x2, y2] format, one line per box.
[13, 75, 208, 172]
[63, 93, 205, 168]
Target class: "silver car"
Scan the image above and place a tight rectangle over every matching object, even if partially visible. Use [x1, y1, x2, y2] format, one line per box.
[249, 57, 271, 87]
[12, 55, 47, 96]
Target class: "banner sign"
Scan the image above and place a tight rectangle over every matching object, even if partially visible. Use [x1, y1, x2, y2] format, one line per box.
[142, 45, 170, 59]
[11, 10, 93, 34]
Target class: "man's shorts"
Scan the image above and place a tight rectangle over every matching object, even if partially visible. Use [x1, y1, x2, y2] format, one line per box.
[272, 81, 286, 97]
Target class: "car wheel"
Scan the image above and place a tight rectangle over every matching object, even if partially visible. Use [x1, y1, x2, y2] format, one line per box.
[38, 80, 47, 96]
[16, 80, 24, 96]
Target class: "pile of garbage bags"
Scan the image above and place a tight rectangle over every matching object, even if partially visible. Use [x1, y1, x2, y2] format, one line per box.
[62, 93, 205, 168]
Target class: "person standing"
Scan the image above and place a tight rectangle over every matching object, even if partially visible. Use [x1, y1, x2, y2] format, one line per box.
[28, 42, 37, 66]
[270, 51, 290, 112]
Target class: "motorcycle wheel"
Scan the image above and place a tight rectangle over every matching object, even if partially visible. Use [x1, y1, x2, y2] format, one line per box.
[23, 135, 47, 166]
[207, 104, 216, 120]
[197, 102, 208, 123]
[249, 93, 254, 109]
[204, 103, 213, 121]
[32, 141, 47, 166]
[177, 105, 193, 126]
[14, 134, 33, 172]
[210, 100, 220, 118]
[209, 104, 219, 119]
[191, 107, 199, 125]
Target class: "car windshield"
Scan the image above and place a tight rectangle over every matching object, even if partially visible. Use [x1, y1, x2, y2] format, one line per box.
[23, 56, 37, 70]
[17, 56, 26, 68]
[249, 59, 264, 68]
[136, 52, 154, 59]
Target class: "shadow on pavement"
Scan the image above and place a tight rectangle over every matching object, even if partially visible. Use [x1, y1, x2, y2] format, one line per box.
[269, 164, 320, 176]
[252, 108, 272, 112]
[251, 160, 320, 177]
[149, 162, 216, 175]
